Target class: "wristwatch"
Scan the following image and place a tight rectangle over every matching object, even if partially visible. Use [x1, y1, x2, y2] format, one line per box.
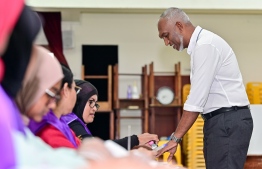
[170, 132, 182, 144]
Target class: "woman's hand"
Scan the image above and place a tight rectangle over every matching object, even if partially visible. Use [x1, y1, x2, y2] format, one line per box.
[137, 133, 159, 148]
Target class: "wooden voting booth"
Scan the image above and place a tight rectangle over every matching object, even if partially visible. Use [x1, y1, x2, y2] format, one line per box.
[148, 62, 183, 137]
[81, 62, 190, 140]
[113, 64, 149, 139]
[112, 62, 189, 139]
[82, 65, 114, 139]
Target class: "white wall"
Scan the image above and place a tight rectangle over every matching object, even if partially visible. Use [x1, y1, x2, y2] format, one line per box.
[248, 105, 262, 155]
[63, 13, 187, 77]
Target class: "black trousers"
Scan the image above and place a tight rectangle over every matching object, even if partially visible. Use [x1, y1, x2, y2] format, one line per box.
[203, 108, 253, 169]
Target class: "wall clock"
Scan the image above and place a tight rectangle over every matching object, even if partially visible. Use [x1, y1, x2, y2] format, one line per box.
[156, 87, 175, 105]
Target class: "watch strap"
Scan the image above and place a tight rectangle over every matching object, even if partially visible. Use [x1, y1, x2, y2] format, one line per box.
[170, 132, 182, 144]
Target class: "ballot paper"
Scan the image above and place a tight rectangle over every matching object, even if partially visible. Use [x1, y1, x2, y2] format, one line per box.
[153, 143, 168, 151]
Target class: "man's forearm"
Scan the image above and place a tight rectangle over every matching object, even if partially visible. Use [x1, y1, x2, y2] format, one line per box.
[174, 110, 200, 138]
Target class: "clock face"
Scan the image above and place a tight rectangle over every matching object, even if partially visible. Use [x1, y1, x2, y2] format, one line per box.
[156, 87, 174, 105]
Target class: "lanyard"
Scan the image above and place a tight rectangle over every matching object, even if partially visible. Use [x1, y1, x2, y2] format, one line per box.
[196, 28, 203, 42]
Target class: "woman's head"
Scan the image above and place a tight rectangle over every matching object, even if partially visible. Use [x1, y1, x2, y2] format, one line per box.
[54, 65, 77, 116]
[73, 80, 99, 124]
[2, 5, 41, 97]
[15, 46, 63, 122]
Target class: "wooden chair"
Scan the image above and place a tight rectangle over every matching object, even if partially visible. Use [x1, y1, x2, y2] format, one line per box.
[246, 82, 262, 104]
[182, 84, 205, 169]
[82, 65, 114, 139]
[113, 64, 149, 139]
[183, 84, 191, 104]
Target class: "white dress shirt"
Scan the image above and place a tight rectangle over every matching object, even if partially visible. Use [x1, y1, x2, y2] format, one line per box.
[184, 26, 249, 114]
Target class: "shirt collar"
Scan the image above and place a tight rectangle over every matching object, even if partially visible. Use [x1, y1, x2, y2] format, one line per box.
[187, 26, 202, 55]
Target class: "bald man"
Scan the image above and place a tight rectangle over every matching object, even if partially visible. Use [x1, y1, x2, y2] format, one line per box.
[156, 7, 253, 169]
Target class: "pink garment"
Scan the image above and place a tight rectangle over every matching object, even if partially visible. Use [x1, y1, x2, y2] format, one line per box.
[0, 0, 24, 82]
[0, 0, 24, 54]
[0, 59, 4, 82]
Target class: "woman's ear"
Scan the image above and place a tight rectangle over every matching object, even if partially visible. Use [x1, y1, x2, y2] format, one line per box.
[62, 82, 69, 97]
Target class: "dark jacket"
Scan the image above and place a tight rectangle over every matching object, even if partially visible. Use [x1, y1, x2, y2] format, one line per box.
[69, 119, 139, 149]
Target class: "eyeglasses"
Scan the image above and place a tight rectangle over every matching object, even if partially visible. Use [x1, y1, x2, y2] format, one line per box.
[45, 89, 61, 102]
[88, 100, 100, 110]
[75, 86, 82, 94]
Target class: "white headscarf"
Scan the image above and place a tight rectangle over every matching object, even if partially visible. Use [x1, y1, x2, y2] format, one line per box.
[16, 46, 63, 114]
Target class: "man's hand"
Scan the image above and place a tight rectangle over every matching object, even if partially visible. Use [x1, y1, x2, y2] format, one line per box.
[137, 133, 159, 147]
[156, 141, 178, 162]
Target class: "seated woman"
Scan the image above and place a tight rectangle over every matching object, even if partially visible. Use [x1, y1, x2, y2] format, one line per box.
[13, 46, 88, 168]
[29, 65, 81, 149]
[62, 79, 159, 150]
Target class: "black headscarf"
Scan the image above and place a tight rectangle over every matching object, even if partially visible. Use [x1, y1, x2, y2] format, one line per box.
[73, 80, 98, 123]
[1, 5, 41, 98]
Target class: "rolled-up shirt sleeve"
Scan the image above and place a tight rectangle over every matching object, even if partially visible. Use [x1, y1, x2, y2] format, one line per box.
[184, 44, 222, 113]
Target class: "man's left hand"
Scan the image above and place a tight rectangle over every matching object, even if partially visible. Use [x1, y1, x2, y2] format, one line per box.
[156, 141, 178, 162]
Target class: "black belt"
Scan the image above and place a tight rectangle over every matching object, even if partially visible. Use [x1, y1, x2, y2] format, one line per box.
[201, 106, 249, 121]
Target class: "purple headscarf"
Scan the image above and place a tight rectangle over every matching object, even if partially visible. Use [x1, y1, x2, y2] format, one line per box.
[0, 85, 25, 169]
[28, 111, 78, 148]
[61, 112, 92, 135]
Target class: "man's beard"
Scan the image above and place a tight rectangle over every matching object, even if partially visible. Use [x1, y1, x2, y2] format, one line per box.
[178, 34, 184, 52]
